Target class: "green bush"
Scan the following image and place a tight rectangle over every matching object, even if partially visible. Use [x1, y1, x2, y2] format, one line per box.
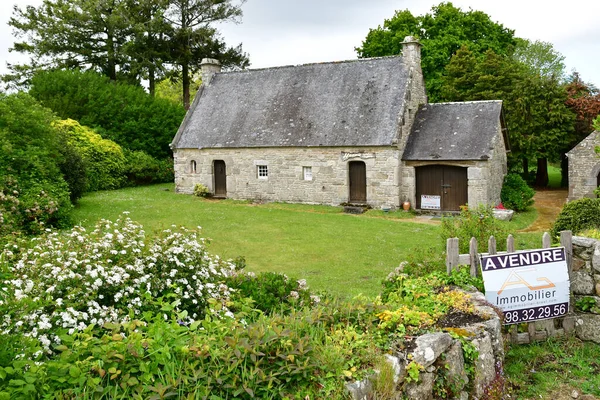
[193, 183, 210, 197]
[53, 119, 126, 191]
[227, 272, 317, 315]
[30, 69, 186, 158]
[0, 93, 73, 240]
[123, 149, 174, 186]
[551, 198, 600, 238]
[501, 173, 535, 211]
[441, 204, 508, 253]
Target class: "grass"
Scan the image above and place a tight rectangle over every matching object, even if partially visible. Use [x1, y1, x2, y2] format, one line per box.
[72, 184, 441, 298]
[72, 183, 543, 298]
[548, 163, 562, 189]
[505, 336, 600, 398]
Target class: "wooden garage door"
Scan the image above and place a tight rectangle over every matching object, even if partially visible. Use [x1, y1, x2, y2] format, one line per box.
[349, 161, 367, 203]
[416, 165, 467, 211]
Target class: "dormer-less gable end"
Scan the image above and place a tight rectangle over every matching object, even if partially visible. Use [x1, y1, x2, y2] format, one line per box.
[171, 56, 413, 149]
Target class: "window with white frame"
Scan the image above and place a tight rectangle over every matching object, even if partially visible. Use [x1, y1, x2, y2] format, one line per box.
[190, 160, 197, 173]
[303, 166, 312, 181]
[257, 165, 268, 179]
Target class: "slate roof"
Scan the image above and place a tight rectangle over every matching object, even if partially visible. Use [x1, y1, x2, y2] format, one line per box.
[566, 131, 599, 157]
[171, 56, 409, 149]
[402, 101, 506, 161]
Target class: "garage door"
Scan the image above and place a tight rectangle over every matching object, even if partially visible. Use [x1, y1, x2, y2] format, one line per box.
[415, 165, 467, 211]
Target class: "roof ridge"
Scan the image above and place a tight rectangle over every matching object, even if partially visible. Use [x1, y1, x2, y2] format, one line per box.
[217, 55, 405, 75]
[425, 100, 502, 106]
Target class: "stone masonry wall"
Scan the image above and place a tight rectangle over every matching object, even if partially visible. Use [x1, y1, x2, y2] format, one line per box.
[571, 236, 600, 342]
[174, 146, 402, 208]
[346, 290, 504, 400]
[567, 131, 600, 201]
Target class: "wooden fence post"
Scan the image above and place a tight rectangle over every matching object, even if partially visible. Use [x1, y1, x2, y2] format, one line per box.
[469, 237, 478, 277]
[488, 236, 497, 255]
[542, 232, 551, 249]
[446, 238, 459, 274]
[507, 234, 515, 253]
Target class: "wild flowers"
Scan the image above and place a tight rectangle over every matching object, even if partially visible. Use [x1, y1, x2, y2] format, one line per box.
[1, 214, 237, 350]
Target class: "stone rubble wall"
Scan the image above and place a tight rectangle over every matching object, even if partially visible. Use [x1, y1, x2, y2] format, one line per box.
[567, 131, 600, 201]
[346, 291, 504, 400]
[571, 236, 600, 343]
[174, 146, 402, 208]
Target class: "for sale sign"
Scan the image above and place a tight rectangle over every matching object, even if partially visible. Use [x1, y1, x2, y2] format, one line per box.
[421, 195, 441, 210]
[480, 247, 570, 325]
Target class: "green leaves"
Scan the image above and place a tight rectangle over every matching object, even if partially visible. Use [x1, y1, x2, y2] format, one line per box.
[356, 2, 516, 101]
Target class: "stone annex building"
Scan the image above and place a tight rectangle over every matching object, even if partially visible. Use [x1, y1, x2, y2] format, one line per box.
[171, 37, 510, 212]
[567, 130, 600, 201]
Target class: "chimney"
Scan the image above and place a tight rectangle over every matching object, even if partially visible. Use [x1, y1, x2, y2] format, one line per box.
[200, 58, 221, 85]
[401, 36, 422, 66]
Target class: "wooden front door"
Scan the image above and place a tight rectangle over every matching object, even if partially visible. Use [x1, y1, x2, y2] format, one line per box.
[349, 161, 367, 203]
[213, 160, 227, 197]
[416, 165, 467, 211]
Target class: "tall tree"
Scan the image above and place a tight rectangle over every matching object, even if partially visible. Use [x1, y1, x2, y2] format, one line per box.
[441, 47, 575, 186]
[513, 38, 566, 80]
[8, 0, 131, 83]
[123, 0, 173, 96]
[165, 0, 249, 109]
[356, 2, 516, 101]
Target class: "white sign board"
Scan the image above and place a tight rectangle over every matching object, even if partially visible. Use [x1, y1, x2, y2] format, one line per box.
[480, 247, 570, 325]
[421, 195, 441, 210]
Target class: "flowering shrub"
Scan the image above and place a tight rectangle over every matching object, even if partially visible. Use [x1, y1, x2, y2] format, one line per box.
[1, 214, 236, 350]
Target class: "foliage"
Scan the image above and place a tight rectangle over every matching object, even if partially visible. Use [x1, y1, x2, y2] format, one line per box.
[156, 74, 202, 106]
[29, 69, 185, 158]
[551, 198, 600, 238]
[441, 204, 508, 254]
[575, 296, 598, 313]
[165, 0, 250, 108]
[7, 0, 249, 108]
[395, 247, 446, 277]
[53, 119, 127, 191]
[512, 38, 566, 80]
[441, 45, 576, 182]
[193, 183, 210, 197]
[226, 272, 318, 315]
[123, 149, 174, 186]
[505, 337, 600, 397]
[0, 93, 73, 241]
[1, 214, 237, 350]
[500, 173, 535, 211]
[356, 2, 516, 101]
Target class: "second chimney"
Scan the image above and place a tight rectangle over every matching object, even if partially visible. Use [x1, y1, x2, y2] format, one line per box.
[200, 58, 222, 85]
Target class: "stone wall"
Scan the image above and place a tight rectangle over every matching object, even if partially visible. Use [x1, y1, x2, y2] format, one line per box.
[567, 131, 600, 201]
[346, 291, 504, 400]
[174, 146, 402, 208]
[571, 236, 600, 342]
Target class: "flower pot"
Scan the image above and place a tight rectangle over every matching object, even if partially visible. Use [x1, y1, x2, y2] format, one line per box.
[402, 201, 411, 211]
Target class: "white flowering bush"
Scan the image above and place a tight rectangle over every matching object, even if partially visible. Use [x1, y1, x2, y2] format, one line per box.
[0, 213, 236, 349]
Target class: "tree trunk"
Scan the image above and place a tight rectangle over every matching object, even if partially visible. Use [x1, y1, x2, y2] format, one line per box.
[182, 62, 190, 110]
[149, 64, 156, 97]
[535, 158, 549, 187]
[522, 158, 529, 179]
[560, 153, 569, 188]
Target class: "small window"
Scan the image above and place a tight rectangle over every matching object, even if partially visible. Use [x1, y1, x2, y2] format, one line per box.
[303, 166, 312, 181]
[190, 160, 197, 173]
[257, 165, 268, 179]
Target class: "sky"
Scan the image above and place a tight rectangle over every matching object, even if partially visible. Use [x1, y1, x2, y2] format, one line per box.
[1, 0, 599, 88]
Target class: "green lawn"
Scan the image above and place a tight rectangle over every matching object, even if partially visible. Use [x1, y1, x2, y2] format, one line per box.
[72, 183, 540, 298]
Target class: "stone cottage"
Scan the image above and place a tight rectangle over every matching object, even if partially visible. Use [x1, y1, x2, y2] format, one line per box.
[171, 37, 509, 212]
[567, 131, 600, 201]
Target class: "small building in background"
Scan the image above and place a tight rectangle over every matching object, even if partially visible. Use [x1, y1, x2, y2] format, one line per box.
[567, 131, 600, 201]
[171, 37, 509, 212]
